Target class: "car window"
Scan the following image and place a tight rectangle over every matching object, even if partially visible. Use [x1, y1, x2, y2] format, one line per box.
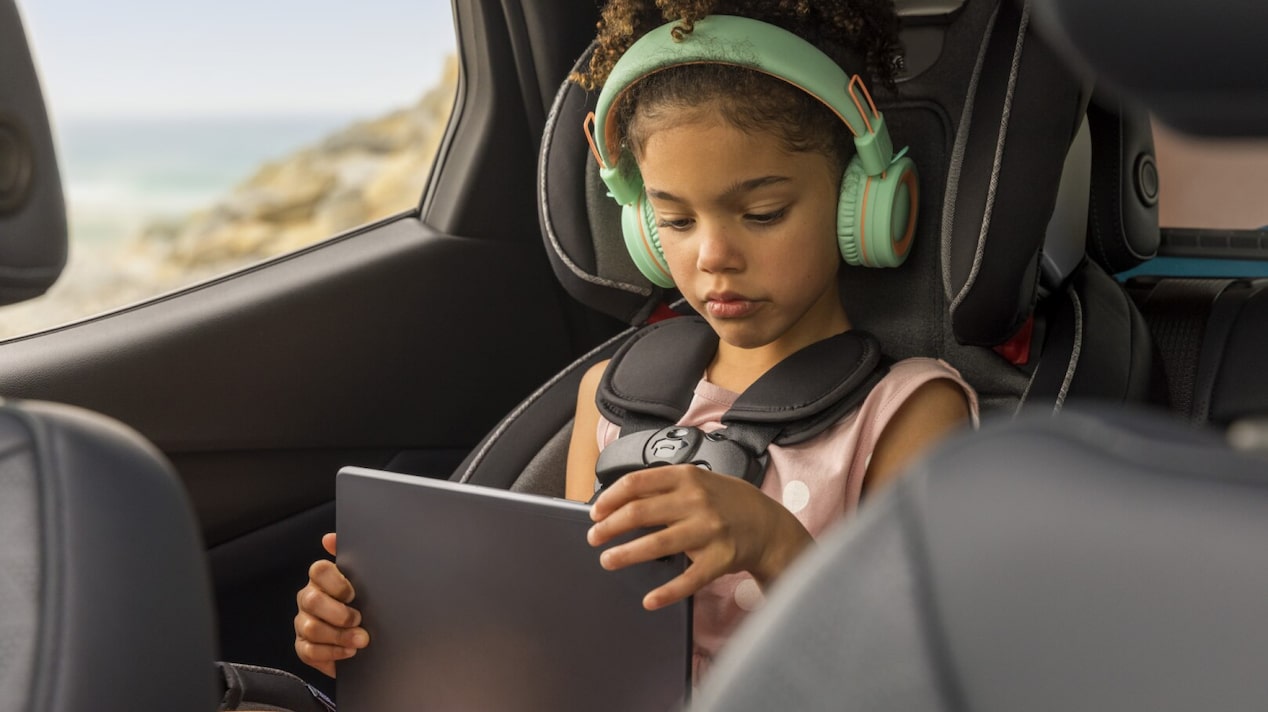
[1116, 121, 1268, 280]
[1154, 122, 1268, 231]
[2, 0, 457, 340]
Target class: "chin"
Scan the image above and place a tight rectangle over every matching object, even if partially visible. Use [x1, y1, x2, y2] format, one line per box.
[708, 320, 779, 350]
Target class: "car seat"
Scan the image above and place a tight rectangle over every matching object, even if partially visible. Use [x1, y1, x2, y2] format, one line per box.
[453, 0, 1161, 496]
[0, 402, 218, 712]
[0, 3, 219, 709]
[689, 407, 1268, 711]
[1025, 87, 1164, 409]
[1035, 0, 1268, 428]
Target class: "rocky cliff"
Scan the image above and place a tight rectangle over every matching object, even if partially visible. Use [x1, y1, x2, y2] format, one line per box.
[0, 56, 458, 338]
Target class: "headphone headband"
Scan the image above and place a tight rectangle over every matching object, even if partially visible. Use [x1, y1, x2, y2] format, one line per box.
[588, 15, 895, 204]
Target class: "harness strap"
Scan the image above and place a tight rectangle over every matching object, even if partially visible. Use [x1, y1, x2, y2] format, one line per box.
[593, 316, 888, 491]
[723, 319, 886, 445]
[596, 317, 718, 427]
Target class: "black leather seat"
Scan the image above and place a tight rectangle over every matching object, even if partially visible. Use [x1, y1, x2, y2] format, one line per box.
[1127, 277, 1268, 424]
[691, 408, 1268, 711]
[0, 402, 218, 712]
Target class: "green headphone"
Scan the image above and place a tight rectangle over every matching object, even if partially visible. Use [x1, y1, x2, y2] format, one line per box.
[584, 15, 919, 288]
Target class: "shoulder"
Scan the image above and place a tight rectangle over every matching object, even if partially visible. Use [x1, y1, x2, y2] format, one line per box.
[859, 360, 974, 494]
[885, 356, 968, 383]
[578, 359, 610, 403]
[566, 359, 611, 502]
[868, 357, 979, 425]
[574, 359, 612, 426]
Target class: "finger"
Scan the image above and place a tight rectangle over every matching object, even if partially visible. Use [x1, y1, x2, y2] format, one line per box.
[322, 532, 338, 557]
[297, 584, 362, 629]
[294, 611, 370, 649]
[591, 466, 687, 521]
[588, 490, 692, 548]
[295, 635, 356, 678]
[308, 559, 356, 603]
[598, 523, 702, 571]
[642, 562, 718, 611]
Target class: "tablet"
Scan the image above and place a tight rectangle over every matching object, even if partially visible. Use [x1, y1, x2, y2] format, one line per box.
[335, 466, 692, 712]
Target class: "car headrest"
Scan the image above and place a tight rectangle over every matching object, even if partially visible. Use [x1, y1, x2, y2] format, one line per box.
[1040, 89, 1161, 285]
[539, 0, 1089, 357]
[1031, 0, 1268, 138]
[0, 0, 68, 306]
[1083, 90, 1160, 274]
[693, 406, 1268, 711]
[0, 400, 217, 711]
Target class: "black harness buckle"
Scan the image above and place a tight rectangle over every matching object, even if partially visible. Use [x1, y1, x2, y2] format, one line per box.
[595, 425, 769, 492]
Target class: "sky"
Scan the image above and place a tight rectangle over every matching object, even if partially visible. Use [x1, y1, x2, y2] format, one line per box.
[16, 0, 457, 119]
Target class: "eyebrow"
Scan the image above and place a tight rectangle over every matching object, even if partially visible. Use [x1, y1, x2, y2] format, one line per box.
[645, 175, 790, 204]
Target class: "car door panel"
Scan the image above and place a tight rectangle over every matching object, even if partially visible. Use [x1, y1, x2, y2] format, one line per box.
[0, 213, 580, 684]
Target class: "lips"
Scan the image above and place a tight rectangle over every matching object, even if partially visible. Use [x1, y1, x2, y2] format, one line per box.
[705, 291, 760, 319]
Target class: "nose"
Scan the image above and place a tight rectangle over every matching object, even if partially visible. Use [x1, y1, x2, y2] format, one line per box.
[695, 221, 744, 274]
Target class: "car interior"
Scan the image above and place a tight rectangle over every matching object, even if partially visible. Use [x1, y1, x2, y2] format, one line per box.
[1, 0, 1265, 709]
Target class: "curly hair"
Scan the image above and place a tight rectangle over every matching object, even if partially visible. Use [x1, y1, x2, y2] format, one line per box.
[571, 0, 902, 91]
[572, 1, 902, 177]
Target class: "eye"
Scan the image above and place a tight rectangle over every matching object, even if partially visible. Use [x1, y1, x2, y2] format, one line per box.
[655, 217, 694, 232]
[745, 208, 787, 225]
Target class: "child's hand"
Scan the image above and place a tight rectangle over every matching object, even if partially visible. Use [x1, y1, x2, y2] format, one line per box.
[294, 533, 370, 678]
[588, 465, 812, 610]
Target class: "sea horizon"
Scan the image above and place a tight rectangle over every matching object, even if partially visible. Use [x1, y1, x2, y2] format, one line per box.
[54, 112, 366, 245]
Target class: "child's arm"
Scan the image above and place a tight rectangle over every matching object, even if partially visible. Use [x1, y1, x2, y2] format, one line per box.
[564, 360, 609, 502]
[294, 533, 370, 678]
[861, 378, 971, 496]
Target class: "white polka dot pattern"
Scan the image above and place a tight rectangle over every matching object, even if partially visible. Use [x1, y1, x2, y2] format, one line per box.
[733, 578, 763, 611]
[782, 479, 811, 513]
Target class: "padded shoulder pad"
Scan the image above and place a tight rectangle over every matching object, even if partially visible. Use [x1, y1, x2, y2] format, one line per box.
[597, 317, 718, 424]
[730, 328, 884, 445]
[597, 316, 886, 445]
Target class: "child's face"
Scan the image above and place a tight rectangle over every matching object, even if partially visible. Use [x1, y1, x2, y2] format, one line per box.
[637, 112, 848, 354]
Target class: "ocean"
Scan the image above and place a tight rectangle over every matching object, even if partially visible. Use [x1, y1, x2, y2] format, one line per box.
[54, 114, 359, 245]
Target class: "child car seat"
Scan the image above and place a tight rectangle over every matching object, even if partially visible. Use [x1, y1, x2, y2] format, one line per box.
[454, 0, 1161, 496]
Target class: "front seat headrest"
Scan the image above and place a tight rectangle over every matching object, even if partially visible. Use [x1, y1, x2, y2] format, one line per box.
[693, 407, 1268, 711]
[0, 401, 217, 711]
[0, 0, 69, 306]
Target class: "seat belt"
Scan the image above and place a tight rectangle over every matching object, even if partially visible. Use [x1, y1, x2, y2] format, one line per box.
[593, 316, 887, 494]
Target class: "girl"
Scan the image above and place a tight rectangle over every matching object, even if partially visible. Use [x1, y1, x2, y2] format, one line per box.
[295, 0, 978, 683]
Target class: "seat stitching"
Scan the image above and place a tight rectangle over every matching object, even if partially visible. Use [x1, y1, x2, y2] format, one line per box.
[538, 69, 652, 298]
[951, 1, 1031, 316]
[1054, 285, 1083, 413]
[941, 2, 1002, 302]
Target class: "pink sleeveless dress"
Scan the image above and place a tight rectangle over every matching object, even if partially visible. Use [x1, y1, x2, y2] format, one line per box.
[596, 357, 979, 681]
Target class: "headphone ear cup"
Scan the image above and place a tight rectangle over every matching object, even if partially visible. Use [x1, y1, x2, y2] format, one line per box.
[621, 192, 675, 287]
[837, 159, 867, 266]
[837, 156, 919, 268]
